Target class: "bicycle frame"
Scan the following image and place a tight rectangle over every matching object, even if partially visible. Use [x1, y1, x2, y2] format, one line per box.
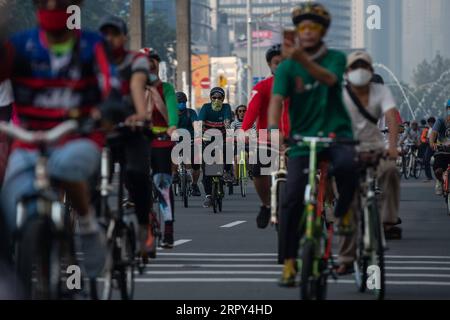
[271, 149, 288, 224]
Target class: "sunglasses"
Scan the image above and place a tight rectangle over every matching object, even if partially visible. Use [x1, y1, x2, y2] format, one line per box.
[237, 110, 246, 114]
[296, 23, 324, 33]
[211, 96, 224, 101]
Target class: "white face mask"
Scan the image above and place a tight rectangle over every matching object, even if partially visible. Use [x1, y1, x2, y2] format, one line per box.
[347, 69, 373, 87]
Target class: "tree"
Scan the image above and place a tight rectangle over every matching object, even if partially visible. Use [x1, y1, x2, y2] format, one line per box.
[144, 13, 176, 63]
[412, 54, 450, 119]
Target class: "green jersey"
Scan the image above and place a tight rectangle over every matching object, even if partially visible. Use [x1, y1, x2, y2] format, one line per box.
[272, 49, 353, 157]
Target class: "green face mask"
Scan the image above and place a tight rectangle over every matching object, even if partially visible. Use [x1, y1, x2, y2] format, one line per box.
[212, 100, 223, 111]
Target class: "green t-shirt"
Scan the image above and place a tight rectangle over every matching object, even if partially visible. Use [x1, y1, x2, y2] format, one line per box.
[272, 49, 353, 158]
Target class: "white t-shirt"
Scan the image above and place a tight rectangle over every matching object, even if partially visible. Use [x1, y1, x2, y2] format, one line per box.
[343, 83, 396, 152]
[0, 80, 13, 106]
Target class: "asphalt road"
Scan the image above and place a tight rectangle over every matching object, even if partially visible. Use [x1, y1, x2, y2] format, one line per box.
[126, 178, 450, 300]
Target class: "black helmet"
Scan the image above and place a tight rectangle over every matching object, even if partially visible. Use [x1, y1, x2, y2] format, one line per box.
[292, 2, 331, 29]
[176, 92, 188, 103]
[210, 87, 225, 99]
[266, 44, 282, 63]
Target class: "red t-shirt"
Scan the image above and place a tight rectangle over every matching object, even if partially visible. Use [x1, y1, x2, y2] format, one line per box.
[242, 76, 290, 138]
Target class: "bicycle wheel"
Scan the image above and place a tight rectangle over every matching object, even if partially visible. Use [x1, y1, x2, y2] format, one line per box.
[228, 182, 234, 195]
[403, 155, 410, 179]
[218, 180, 224, 212]
[413, 158, 422, 179]
[300, 240, 316, 300]
[446, 194, 450, 215]
[239, 164, 247, 198]
[276, 181, 286, 265]
[118, 225, 135, 300]
[182, 173, 189, 208]
[212, 180, 218, 214]
[369, 200, 385, 300]
[353, 196, 368, 293]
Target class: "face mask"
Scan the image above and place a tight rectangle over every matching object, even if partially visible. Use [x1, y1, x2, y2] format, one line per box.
[212, 100, 223, 111]
[37, 9, 70, 33]
[347, 69, 373, 87]
[178, 102, 187, 111]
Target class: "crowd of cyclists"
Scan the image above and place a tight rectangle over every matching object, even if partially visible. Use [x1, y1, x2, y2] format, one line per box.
[0, 0, 449, 299]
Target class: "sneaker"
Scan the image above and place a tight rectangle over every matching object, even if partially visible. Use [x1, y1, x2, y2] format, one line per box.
[123, 198, 135, 209]
[256, 205, 271, 229]
[203, 195, 212, 208]
[435, 180, 443, 195]
[385, 226, 402, 240]
[191, 184, 201, 197]
[223, 172, 233, 183]
[161, 222, 174, 249]
[278, 260, 297, 287]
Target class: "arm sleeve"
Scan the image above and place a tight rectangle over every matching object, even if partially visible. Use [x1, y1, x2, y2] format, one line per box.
[224, 104, 232, 121]
[162, 82, 179, 127]
[272, 61, 291, 97]
[131, 54, 150, 75]
[242, 82, 262, 131]
[198, 105, 207, 121]
[190, 109, 198, 123]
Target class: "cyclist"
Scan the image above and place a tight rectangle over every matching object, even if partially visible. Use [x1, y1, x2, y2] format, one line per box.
[231, 105, 255, 185]
[429, 101, 450, 196]
[198, 87, 233, 208]
[174, 91, 202, 197]
[99, 16, 154, 259]
[268, 2, 358, 286]
[0, 80, 13, 187]
[0, 0, 121, 277]
[337, 51, 401, 274]
[400, 120, 420, 149]
[141, 48, 178, 248]
[423, 117, 436, 182]
[242, 44, 290, 229]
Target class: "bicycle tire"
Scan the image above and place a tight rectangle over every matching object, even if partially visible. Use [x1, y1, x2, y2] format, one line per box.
[212, 180, 218, 214]
[118, 226, 135, 300]
[182, 173, 189, 208]
[446, 194, 450, 215]
[402, 156, 409, 179]
[370, 200, 385, 300]
[276, 181, 286, 265]
[413, 159, 422, 179]
[228, 182, 234, 195]
[239, 164, 246, 198]
[300, 240, 316, 300]
[354, 195, 368, 293]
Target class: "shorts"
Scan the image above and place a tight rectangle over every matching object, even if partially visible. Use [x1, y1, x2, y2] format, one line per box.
[1, 139, 100, 230]
[251, 145, 273, 177]
[433, 152, 450, 171]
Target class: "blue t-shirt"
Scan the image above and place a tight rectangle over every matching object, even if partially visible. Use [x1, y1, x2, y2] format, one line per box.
[178, 109, 198, 137]
[432, 118, 449, 143]
[198, 103, 232, 133]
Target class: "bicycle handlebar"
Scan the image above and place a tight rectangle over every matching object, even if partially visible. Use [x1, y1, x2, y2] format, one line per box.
[0, 120, 78, 145]
[291, 134, 360, 146]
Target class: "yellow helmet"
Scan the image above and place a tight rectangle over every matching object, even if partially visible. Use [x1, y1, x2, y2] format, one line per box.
[292, 2, 331, 29]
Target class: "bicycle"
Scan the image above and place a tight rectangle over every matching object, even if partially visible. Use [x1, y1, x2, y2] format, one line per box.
[270, 146, 288, 265]
[90, 123, 145, 300]
[405, 143, 421, 179]
[174, 155, 192, 208]
[0, 120, 81, 300]
[434, 146, 450, 215]
[237, 148, 248, 198]
[292, 135, 357, 300]
[353, 151, 386, 300]
[204, 163, 225, 214]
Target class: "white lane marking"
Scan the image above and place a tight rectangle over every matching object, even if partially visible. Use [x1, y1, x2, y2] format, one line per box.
[386, 273, 450, 278]
[141, 271, 280, 275]
[385, 255, 450, 259]
[155, 258, 276, 262]
[132, 278, 450, 286]
[156, 253, 276, 256]
[387, 261, 450, 265]
[144, 264, 282, 268]
[220, 221, 247, 228]
[386, 266, 450, 271]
